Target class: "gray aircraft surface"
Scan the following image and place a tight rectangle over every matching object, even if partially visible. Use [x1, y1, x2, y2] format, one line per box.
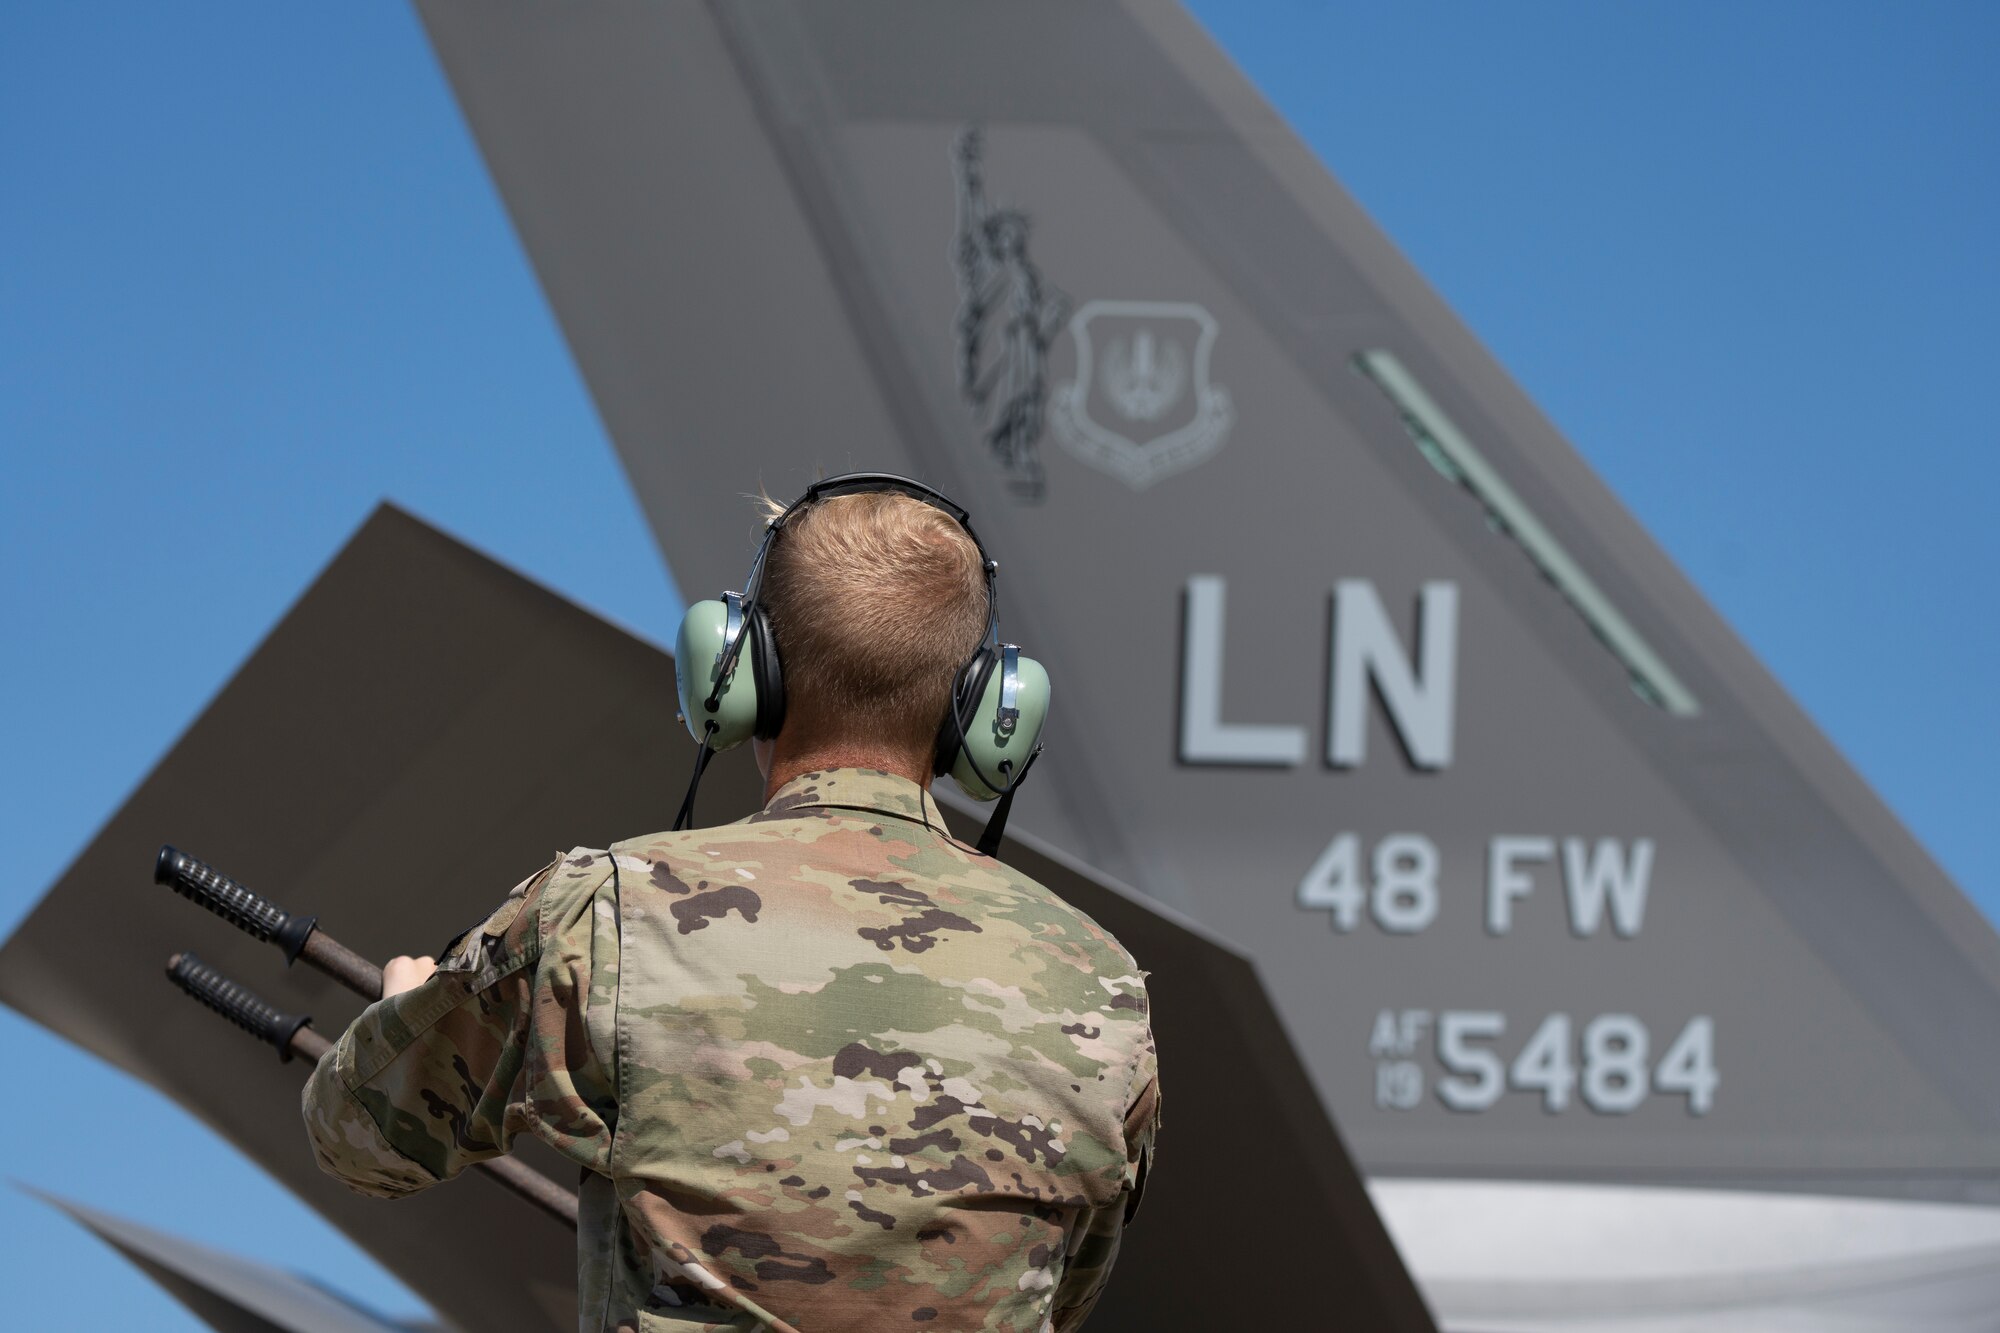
[0, 507, 1432, 1331]
[413, 0, 2000, 1326]
[7, 2, 1999, 1330]
[25, 1187, 436, 1333]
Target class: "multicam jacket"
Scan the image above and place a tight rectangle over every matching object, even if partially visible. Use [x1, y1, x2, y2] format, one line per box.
[302, 769, 1160, 1332]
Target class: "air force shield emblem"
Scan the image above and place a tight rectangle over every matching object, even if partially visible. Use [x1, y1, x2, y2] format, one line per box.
[1051, 300, 1235, 490]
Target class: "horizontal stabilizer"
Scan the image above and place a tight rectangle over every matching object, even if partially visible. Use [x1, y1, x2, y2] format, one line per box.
[0, 505, 1433, 1331]
[24, 1185, 435, 1333]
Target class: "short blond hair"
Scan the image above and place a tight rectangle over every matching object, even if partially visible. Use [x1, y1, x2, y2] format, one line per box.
[757, 490, 990, 749]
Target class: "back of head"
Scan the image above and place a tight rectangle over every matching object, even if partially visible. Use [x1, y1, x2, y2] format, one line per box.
[759, 491, 989, 754]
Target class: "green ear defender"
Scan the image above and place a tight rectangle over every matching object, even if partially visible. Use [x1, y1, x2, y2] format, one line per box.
[674, 595, 767, 752]
[937, 644, 1050, 801]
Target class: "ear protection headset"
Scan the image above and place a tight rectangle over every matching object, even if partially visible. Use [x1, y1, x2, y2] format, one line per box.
[672, 473, 1049, 849]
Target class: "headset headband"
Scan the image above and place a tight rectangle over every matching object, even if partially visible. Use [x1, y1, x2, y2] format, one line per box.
[714, 473, 998, 705]
[791, 473, 978, 538]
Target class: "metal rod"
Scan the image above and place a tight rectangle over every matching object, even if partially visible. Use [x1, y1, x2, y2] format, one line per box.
[165, 951, 578, 1229]
[289, 1024, 332, 1063]
[297, 930, 383, 1000]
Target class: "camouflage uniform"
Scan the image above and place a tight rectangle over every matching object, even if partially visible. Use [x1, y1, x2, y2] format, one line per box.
[302, 769, 1160, 1332]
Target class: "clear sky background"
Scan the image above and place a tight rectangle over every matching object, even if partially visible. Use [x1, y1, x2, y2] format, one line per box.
[3, 3, 1994, 1327]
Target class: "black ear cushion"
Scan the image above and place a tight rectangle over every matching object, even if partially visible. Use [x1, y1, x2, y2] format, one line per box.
[933, 646, 999, 776]
[748, 607, 786, 740]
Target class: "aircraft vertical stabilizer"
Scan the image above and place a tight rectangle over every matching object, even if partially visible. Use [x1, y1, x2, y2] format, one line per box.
[415, 0, 2000, 1203]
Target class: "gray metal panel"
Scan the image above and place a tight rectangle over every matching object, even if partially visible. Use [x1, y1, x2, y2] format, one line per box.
[1372, 1180, 2000, 1332]
[0, 507, 1434, 1332]
[30, 1188, 425, 1333]
[0, 509, 660, 1332]
[413, 0, 2000, 1196]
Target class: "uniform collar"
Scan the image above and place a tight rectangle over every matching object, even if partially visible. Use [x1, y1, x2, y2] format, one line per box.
[757, 768, 946, 827]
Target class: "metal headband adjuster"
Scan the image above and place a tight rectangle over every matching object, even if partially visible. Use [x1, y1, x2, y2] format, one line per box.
[717, 592, 745, 672]
[996, 644, 1021, 736]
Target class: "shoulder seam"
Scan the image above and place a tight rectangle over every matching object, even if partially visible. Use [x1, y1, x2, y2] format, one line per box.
[534, 848, 615, 947]
[605, 850, 629, 1183]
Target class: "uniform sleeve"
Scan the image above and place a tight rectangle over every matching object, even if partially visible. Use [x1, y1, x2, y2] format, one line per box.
[300, 851, 612, 1198]
[1051, 1024, 1161, 1332]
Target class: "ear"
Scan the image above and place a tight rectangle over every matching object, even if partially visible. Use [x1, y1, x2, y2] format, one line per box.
[674, 600, 761, 750]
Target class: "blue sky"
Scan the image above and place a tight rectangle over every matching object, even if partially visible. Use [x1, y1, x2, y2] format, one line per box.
[3, 3, 1994, 1326]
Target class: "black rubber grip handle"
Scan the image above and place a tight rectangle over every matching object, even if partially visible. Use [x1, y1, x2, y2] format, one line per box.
[167, 952, 312, 1062]
[155, 845, 317, 963]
